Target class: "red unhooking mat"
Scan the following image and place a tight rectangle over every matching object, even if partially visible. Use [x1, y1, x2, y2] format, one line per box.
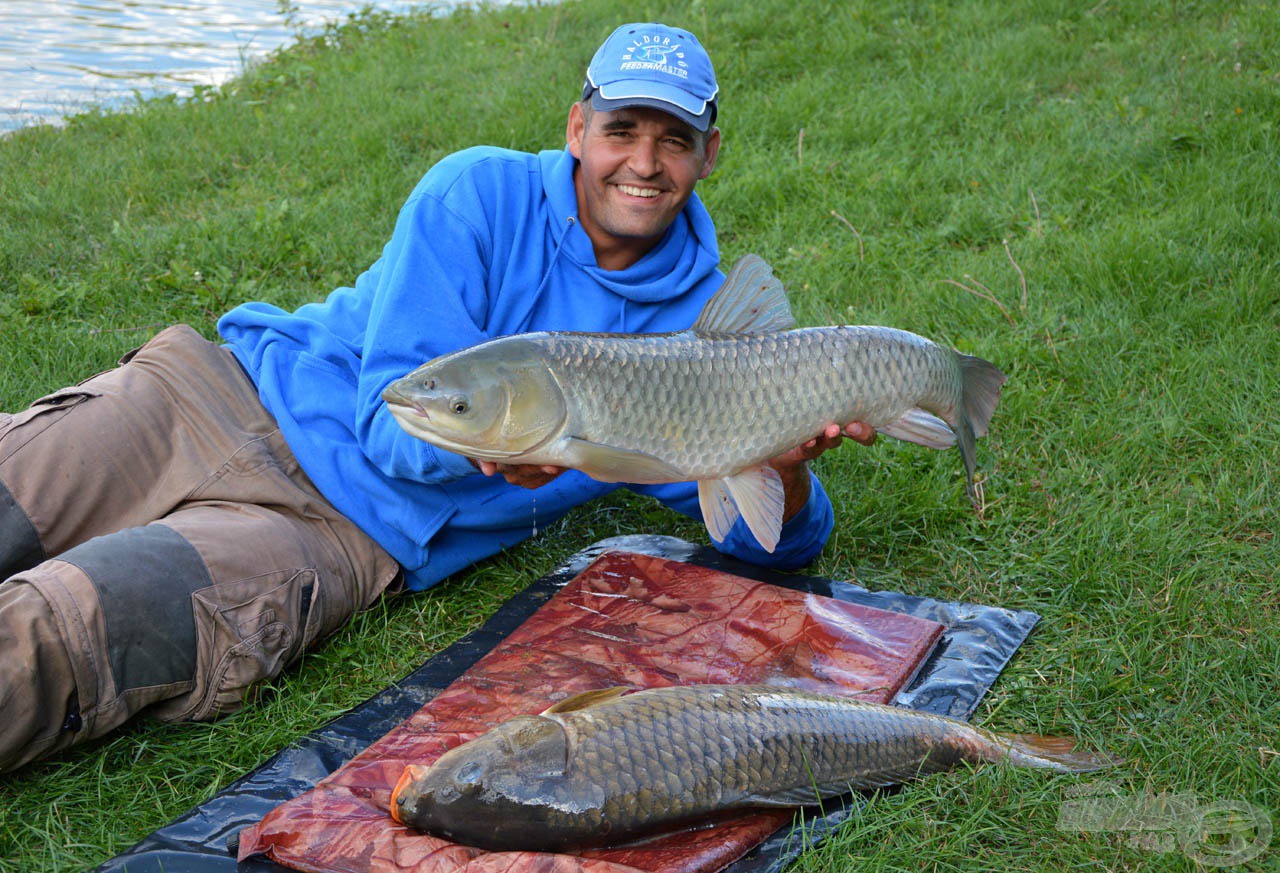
[236, 550, 945, 873]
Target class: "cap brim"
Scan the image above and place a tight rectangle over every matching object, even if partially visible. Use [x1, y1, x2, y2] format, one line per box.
[589, 82, 715, 131]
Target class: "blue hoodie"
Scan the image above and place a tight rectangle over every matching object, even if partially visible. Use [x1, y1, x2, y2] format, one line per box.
[218, 146, 833, 590]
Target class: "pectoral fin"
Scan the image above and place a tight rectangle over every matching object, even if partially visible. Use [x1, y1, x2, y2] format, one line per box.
[744, 760, 948, 809]
[698, 465, 785, 553]
[744, 772, 910, 808]
[743, 785, 842, 807]
[562, 438, 686, 484]
[877, 408, 957, 449]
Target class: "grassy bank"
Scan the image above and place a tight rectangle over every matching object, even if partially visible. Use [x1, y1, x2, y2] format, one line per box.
[1, 0, 1277, 870]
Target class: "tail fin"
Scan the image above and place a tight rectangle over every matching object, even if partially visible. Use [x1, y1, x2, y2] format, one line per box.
[999, 733, 1119, 773]
[955, 353, 1007, 502]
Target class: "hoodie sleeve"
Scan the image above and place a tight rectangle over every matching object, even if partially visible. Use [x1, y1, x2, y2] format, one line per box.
[352, 174, 496, 484]
[632, 471, 834, 570]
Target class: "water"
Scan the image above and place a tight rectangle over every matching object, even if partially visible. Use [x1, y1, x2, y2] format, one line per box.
[0, 0, 448, 135]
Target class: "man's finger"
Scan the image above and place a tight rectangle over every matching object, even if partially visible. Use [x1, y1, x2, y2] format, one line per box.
[845, 422, 877, 446]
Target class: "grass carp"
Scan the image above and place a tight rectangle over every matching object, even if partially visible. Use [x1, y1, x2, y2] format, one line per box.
[389, 683, 1110, 851]
[383, 254, 1007, 552]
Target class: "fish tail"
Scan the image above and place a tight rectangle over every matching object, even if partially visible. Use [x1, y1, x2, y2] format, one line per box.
[991, 733, 1118, 773]
[954, 353, 1007, 501]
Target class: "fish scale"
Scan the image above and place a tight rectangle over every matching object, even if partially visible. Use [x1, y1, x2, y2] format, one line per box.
[391, 683, 1111, 851]
[537, 327, 961, 479]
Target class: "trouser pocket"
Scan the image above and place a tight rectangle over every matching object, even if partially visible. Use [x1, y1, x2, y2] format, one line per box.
[0, 386, 102, 465]
[153, 567, 321, 723]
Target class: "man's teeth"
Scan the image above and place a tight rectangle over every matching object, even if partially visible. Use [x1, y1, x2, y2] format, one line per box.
[617, 184, 660, 198]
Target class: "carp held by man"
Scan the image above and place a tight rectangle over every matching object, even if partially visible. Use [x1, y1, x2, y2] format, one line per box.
[389, 683, 1111, 851]
[383, 254, 1007, 552]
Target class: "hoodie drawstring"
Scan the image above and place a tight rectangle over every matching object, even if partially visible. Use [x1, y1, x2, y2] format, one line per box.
[513, 216, 576, 335]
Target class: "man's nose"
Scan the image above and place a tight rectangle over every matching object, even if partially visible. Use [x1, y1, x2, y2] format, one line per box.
[626, 138, 662, 177]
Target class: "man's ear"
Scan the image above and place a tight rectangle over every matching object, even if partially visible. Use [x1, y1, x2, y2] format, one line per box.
[699, 127, 721, 179]
[566, 102, 586, 159]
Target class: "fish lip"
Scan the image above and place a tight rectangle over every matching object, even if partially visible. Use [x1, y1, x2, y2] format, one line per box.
[390, 764, 432, 826]
[385, 398, 430, 421]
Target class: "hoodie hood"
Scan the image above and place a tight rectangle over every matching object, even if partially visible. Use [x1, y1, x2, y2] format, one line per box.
[539, 147, 720, 303]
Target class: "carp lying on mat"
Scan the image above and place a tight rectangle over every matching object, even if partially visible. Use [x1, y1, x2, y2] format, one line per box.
[383, 254, 1007, 553]
[390, 684, 1111, 851]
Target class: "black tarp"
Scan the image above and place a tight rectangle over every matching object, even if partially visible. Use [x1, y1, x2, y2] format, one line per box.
[92, 535, 1040, 873]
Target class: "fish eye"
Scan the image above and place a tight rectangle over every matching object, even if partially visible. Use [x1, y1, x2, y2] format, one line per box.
[454, 761, 483, 785]
[451, 397, 469, 415]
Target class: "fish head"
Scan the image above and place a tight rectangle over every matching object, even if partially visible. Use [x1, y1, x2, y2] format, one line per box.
[382, 337, 567, 461]
[391, 714, 601, 850]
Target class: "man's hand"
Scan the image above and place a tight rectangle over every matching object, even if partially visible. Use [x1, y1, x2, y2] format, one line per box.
[769, 422, 877, 522]
[474, 460, 567, 489]
[770, 422, 877, 471]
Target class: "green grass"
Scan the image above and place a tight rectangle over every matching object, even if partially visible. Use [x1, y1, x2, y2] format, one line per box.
[1, 0, 1277, 870]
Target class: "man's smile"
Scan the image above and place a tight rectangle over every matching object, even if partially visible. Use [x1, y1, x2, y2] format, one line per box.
[615, 183, 663, 199]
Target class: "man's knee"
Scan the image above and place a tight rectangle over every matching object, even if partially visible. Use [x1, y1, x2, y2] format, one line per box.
[0, 477, 44, 579]
[0, 526, 212, 771]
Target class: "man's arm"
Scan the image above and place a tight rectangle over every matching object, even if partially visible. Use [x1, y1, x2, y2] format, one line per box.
[352, 185, 496, 484]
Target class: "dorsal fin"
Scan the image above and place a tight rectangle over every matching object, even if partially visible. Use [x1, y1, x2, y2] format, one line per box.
[540, 686, 631, 715]
[692, 254, 797, 334]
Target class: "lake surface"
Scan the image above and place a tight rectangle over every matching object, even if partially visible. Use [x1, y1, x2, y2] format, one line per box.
[0, 1, 480, 134]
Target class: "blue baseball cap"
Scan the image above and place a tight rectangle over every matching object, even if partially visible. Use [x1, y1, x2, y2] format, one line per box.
[583, 23, 719, 131]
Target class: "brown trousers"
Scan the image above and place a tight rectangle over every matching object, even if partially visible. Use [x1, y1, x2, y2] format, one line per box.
[0, 325, 401, 772]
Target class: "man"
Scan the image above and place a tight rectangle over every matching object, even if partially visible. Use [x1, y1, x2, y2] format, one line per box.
[0, 22, 871, 772]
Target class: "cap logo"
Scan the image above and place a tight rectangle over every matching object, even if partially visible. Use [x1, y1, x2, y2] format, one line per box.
[620, 36, 689, 80]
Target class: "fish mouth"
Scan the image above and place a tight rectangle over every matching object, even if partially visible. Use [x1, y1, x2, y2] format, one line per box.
[382, 382, 430, 419]
[390, 764, 431, 825]
[384, 397, 429, 421]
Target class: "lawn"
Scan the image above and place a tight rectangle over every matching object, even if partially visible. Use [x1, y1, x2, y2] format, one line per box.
[0, 0, 1276, 870]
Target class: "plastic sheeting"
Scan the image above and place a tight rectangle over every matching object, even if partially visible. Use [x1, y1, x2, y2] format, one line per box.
[92, 535, 1040, 873]
[236, 548, 946, 871]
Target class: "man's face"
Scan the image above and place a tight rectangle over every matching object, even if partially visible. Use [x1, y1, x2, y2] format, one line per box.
[567, 102, 720, 269]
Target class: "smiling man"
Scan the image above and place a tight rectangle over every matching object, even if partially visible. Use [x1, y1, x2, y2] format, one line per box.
[568, 102, 718, 268]
[568, 29, 721, 269]
[0, 22, 871, 772]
